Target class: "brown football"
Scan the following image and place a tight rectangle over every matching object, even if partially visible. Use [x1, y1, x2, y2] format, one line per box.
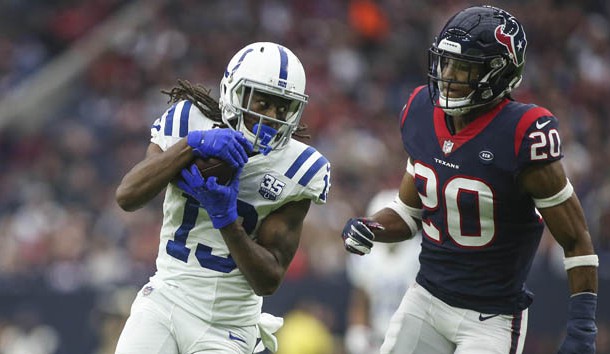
[193, 157, 235, 185]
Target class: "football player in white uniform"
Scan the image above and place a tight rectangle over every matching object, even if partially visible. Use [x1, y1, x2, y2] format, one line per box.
[114, 42, 330, 354]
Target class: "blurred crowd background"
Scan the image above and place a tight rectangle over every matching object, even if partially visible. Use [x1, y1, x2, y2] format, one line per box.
[0, 0, 609, 353]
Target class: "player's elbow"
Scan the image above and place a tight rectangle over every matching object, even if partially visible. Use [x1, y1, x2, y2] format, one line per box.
[252, 274, 283, 296]
[115, 185, 141, 212]
[253, 283, 280, 296]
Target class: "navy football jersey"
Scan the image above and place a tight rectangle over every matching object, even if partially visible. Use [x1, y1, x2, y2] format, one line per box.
[400, 86, 563, 314]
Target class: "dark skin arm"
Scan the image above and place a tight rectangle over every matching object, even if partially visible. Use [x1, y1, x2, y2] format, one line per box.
[519, 160, 598, 294]
[116, 140, 194, 211]
[219, 198, 311, 296]
[366, 170, 423, 243]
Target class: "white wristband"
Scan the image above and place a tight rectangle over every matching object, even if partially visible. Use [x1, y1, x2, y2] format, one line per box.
[406, 158, 415, 176]
[386, 195, 422, 237]
[563, 254, 599, 270]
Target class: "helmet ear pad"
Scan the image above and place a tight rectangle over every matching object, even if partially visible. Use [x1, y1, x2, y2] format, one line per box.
[219, 42, 308, 153]
[427, 5, 527, 115]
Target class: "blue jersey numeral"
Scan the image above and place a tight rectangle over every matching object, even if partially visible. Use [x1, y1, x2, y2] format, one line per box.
[166, 196, 258, 273]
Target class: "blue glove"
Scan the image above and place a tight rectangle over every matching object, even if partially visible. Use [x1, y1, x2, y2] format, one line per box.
[558, 292, 597, 354]
[187, 129, 253, 168]
[341, 218, 385, 255]
[177, 164, 242, 229]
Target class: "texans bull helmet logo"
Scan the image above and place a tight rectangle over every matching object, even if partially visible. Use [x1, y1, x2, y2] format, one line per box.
[493, 10, 527, 66]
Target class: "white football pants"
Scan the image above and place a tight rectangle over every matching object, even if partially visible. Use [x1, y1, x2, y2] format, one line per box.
[115, 283, 258, 354]
[380, 283, 528, 354]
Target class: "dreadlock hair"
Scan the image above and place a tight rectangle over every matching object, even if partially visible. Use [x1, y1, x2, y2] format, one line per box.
[161, 79, 223, 123]
[161, 79, 310, 140]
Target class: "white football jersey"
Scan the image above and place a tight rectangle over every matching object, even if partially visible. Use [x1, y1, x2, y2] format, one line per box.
[148, 100, 330, 326]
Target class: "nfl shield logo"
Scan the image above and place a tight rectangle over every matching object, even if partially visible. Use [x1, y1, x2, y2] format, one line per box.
[442, 140, 454, 154]
[142, 285, 154, 296]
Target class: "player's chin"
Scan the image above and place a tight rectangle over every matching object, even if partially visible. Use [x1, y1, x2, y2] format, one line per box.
[443, 89, 468, 98]
[440, 84, 469, 97]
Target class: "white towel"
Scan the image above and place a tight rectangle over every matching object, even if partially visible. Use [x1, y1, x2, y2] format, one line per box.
[254, 313, 284, 353]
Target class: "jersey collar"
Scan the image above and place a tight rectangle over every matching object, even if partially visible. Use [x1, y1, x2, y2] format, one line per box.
[434, 99, 510, 156]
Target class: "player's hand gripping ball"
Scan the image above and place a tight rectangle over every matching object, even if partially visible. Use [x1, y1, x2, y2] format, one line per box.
[187, 129, 252, 168]
[193, 157, 235, 186]
[177, 164, 242, 229]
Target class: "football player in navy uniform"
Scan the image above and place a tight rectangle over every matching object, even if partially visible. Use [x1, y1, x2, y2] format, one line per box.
[341, 5, 597, 354]
[114, 42, 330, 354]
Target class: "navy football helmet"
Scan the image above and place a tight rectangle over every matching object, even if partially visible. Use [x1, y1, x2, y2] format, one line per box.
[428, 5, 527, 115]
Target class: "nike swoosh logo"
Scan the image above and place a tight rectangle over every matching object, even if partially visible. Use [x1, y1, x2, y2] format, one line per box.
[152, 124, 161, 131]
[535, 120, 550, 129]
[479, 313, 501, 321]
[228, 331, 246, 343]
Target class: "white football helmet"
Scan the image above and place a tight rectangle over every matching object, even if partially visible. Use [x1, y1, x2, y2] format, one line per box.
[219, 42, 308, 154]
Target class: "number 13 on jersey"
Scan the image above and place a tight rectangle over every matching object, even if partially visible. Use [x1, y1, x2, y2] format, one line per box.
[166, 195, 258, 273]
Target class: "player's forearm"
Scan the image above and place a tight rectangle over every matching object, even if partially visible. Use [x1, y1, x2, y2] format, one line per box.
[538, 194, 598, 294]
[220, 223, 285, 296]
[557, 233, 598, 294]
[116, 140, 193, 211]
[368, 208, 418, 243]
[567, 266, 598, 294]
[564, 239, 598, 294]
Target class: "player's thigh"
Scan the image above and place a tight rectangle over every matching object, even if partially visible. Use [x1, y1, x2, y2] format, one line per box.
[187, 322, 258, 354]
[115, 293, 178, 354]
[380, 284, 455, 354]
[454, 309, 528, 354]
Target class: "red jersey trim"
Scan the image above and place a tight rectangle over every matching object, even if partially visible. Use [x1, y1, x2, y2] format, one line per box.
[513, 106, 553, 157]
[400, 85, 426, 128]
[434, 99, 511, 155]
